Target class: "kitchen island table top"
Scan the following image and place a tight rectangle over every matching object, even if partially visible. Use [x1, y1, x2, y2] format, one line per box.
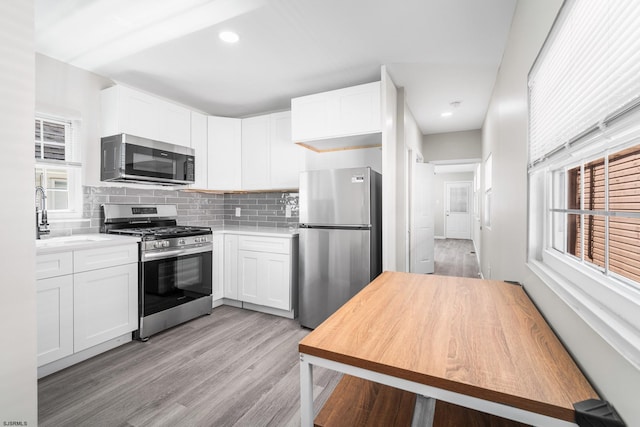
[299, 271, 599, 426]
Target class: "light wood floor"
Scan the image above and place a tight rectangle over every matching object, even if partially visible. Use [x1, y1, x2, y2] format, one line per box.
[38, 306, 341, 427]
[434, 238, 480, 278]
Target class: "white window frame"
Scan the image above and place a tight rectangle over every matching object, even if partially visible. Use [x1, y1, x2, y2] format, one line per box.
[527, 0, 640, 371]
[528, 107, 640, 372]
[35, 115, 82, 219]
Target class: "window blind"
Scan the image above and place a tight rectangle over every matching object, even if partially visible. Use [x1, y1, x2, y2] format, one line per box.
[528, 0, 640, 168]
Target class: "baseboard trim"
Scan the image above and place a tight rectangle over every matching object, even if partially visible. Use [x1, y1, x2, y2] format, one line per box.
[38, 333, 132, 379]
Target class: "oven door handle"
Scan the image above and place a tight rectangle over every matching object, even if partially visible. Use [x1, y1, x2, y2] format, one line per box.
[141, 244, 212, 262]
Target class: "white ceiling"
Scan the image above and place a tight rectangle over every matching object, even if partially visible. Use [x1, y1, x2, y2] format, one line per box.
[35, 0, 517, 135]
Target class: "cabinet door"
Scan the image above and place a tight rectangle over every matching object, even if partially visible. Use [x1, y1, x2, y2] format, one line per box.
[238, 250, 291, 311]
[37, 275, 73, 366]
[241, 115, 270, 190]
[160, 102, 191, 147]
[212, 234, 224, 303]
[119, 87, 158, 139]
[223, 234, 238, 299]
[73, 263, 138, 352]
[291, 92, 331, 142]
[269, 111, 301, 189]
[191, 111, 208, 188]
[333, 81, 381, 136]
[238, 250, 261, 305]
[208, 116, 242, 190]
[261, 252, 291, 311]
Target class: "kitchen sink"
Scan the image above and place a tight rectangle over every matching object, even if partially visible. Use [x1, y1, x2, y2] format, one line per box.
[36, 235, 110, 247]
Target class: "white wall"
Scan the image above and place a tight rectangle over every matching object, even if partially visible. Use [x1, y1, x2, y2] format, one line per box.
[482, 0, 640, 423]
[423, 129, 481, 162]
[0, 0, 37, 423]
[433, 172, 474, 238]
[404, 101, 423, 158]
[36, 54, 113, 187]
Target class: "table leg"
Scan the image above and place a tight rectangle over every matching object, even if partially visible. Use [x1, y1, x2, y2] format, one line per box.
[300, 354, 314, 427]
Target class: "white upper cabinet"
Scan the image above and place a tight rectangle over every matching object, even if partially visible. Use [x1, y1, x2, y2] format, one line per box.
[208, 116, 242, 190]
[191, 111, 208, 189]
[270, 111, 302, 189]
[241, 111, 301, 190]
[241, 115, 270, 190]
[291, 93, 331, 141]
[291, 81, 381, 151]
[101, 85, 191, 147]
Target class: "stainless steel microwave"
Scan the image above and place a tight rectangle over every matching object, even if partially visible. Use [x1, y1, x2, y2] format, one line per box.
[101, 134, 195, 185]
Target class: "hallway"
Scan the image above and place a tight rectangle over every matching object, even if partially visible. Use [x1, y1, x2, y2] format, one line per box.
[433, 239, 480, 278]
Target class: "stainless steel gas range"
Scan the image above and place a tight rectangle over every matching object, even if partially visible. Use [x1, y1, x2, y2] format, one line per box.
[102, 204, 212, 340]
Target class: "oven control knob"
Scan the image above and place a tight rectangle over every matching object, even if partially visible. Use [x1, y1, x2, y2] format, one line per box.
[153, 241, 162, 249]
[162, 240, 170, 248]
[178, 239, 186, 245]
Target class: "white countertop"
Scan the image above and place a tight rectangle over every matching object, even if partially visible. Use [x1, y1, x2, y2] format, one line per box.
[213, 226, 298, 238]
[36, 234, 141, 255]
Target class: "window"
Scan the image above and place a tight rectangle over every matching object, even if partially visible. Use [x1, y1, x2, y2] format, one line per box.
[528, 0, 640, 369]
[34, 116, 81, 216]
[550, 145, 640, 285]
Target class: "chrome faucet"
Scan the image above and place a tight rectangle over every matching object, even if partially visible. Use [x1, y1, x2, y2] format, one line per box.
[35, 186, 50, 239]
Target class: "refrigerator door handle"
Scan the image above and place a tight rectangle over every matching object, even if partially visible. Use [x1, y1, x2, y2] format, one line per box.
[299, 224, 372, 230]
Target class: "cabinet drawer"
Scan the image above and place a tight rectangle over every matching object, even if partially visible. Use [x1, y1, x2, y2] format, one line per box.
[238, 235, 290, 254]
[74, 244, 138, 273]
[36, 252, 73, 280]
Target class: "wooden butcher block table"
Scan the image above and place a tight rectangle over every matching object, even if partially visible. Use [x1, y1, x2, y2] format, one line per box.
[299, 271, 600, 426]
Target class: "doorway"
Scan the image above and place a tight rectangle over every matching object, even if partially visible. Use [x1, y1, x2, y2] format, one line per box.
[445, 181, 472, 239]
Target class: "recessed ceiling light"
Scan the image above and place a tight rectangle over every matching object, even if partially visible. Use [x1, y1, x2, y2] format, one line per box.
[219, 31, 239, 43]
[441, 112, 453, 118]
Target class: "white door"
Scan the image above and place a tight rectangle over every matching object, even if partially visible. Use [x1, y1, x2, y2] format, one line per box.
[445, 182, 472, 239]
[410, 162, 435, 274]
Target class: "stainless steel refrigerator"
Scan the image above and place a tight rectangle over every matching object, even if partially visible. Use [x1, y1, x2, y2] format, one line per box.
[298, 167, 382, 329]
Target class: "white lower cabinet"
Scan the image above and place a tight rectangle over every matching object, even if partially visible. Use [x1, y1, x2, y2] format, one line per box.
[36, 241, 138, 374]
[73, 263, 138, 352]
[214, 232, 298, 316]
[212, 233, 224, 304]
[223, 234, 239, 299]
[37, 275, 73, 366]
[234, 234, 297, 315]
[238, 250, 290, 311]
